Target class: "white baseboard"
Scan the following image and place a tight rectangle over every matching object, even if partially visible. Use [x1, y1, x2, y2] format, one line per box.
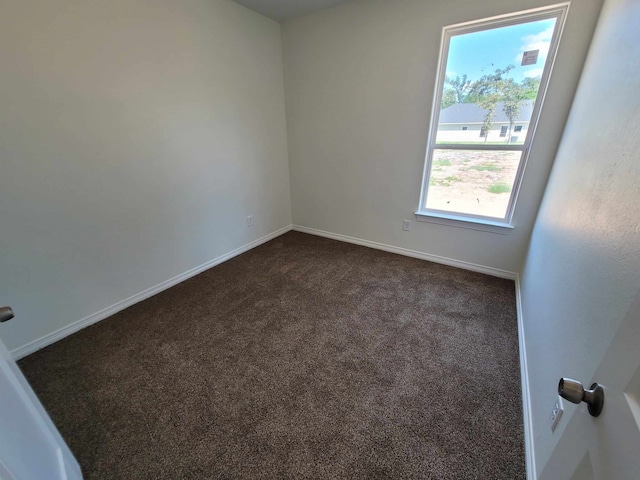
[292, 225, 517, 280]
[11, 222, 534, 475]
[11, 225, 293, 360]
[515, 275, 536, 480]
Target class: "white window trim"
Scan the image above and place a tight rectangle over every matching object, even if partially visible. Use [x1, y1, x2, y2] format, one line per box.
[416, 3, 570, 232]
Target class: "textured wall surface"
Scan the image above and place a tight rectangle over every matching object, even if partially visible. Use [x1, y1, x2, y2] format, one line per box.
[282, 0, 602, 272]
[519, 0, 640, 472]
[0, 0, 292, 351]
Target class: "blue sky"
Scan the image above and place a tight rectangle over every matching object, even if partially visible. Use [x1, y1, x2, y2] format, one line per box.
[446, 18, 557, 83]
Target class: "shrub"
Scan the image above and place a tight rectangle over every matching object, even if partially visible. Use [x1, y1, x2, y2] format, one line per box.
[488, 183, 512, 194]
[470, 164, 502, 172]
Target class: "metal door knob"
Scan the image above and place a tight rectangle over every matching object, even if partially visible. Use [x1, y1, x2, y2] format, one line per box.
[0, 306, 14, 323]
[558, 378, 604, 417]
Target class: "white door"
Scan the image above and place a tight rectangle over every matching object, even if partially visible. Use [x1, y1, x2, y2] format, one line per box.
[541, 292, 640, 480]
[0, 308, 82, 480]
[521, 0, 640, 475]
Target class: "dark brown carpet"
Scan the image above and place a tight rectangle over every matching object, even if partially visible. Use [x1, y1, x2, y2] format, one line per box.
[19, 231, 524, 479]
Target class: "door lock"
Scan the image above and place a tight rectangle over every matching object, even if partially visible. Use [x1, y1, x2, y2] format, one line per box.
[558, 378, 604, 417]
[0, 306, 14, 323]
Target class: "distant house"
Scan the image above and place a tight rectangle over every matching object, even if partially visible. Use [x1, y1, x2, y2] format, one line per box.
[437, 101, 534, 143]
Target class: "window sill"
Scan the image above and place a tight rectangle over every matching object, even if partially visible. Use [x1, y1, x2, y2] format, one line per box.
[414, 211, 515, 234]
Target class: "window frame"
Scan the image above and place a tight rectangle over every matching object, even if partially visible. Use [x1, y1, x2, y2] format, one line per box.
[416, 4, 569, 232]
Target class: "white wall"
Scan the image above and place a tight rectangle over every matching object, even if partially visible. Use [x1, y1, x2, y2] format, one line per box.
[519, 0, 640, 473]
[436, 123, 529, 144]
[0, 0, 291, 352]
[282, 0, 602, 272]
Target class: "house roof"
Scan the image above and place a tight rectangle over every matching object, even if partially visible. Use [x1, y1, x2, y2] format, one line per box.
[439, 101, 534, 124]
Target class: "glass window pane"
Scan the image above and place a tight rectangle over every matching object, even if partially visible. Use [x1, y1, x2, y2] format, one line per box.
[425, 149, 522, 219]
[436, 18, 557, 146]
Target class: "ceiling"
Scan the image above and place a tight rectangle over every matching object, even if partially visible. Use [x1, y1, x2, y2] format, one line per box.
[232, 0, 352, 22]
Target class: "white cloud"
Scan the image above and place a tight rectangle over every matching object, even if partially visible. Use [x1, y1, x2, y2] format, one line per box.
[514, 26, 554, 66]
[523, 67, 544, 78]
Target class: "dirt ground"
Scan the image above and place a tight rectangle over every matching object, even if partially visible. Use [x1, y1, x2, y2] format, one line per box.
[426, 150, 521, 219]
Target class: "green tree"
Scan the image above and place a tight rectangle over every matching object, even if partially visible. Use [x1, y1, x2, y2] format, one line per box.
[445, 74, 472, 104]
[520, 76, 541, 100]
[469, 66, 514, 143]
[500, 78, 527, 143]
[451, 66, 536, 142]
[441, 88, 457, 109]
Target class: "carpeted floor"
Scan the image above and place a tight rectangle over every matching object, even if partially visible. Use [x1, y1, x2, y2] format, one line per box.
[19, 232, 524, 479]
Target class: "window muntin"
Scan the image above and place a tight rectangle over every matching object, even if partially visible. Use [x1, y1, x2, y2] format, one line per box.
[418, 5, 568, 226]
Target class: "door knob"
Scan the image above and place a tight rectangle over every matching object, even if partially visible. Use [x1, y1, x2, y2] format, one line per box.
[558, 378, 604, 417]
[0, 306, 14, 323]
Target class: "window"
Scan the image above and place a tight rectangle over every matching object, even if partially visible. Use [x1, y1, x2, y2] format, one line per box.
[462, 126, 468, 131]
[417, 5, 568, 230]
